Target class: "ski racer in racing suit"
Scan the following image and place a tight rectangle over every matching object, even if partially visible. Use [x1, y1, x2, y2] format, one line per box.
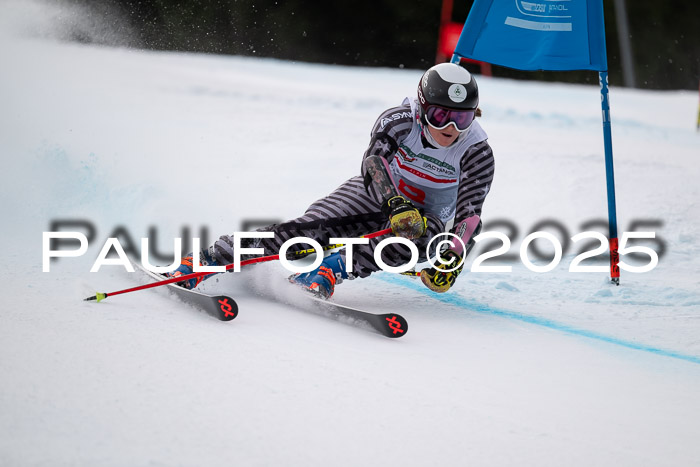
[170, 62, 495, 298]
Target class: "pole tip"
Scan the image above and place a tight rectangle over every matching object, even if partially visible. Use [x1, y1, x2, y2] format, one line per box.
[84, 292, 107, 302]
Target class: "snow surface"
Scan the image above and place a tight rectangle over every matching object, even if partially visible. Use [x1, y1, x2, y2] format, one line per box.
[2, 10, 700, 467]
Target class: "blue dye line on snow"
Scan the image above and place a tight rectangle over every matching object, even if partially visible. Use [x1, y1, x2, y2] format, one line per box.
[377, 274, 700, 366]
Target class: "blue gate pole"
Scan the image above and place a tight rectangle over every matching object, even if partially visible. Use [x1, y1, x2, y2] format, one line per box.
[599, 71, 621, 285]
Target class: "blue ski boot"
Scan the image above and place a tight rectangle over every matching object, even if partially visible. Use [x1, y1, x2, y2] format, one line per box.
[168, 250, 219, 289]
[289, 251, 349, 299]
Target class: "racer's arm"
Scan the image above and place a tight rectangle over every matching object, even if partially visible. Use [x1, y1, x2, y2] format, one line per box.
[360, 104, 426, 239]
[360, 104, 413, 205]
[449, 139, 495, 255]
[421, 141, 495, 292]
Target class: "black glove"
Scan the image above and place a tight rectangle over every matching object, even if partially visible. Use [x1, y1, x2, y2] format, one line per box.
[382, 196, 427, 239]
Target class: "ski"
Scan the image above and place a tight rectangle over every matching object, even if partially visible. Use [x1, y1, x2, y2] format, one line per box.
[128, 266, 403, 335]
[135, 265, 238, 321]
[297, 294, 408, 338]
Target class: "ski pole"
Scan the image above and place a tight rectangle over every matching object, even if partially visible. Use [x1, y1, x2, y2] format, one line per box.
[84, 227, 392, 302]
[400, 270, 421, 277]
[287, 226, 394, 259]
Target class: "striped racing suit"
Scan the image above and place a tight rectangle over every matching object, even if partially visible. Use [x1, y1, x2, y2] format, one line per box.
[210, 98, 495, 278]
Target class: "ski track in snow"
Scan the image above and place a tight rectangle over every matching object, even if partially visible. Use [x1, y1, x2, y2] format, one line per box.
[378, 273, 700, 365]
[2, 23, 700, 467]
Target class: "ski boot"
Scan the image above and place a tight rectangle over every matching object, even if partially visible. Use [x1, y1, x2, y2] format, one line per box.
[168, 250, 219, 289]
[289, 251, 349, 299]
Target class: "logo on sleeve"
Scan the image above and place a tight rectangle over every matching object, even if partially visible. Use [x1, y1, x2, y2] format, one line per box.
[380, 111, 412, 129]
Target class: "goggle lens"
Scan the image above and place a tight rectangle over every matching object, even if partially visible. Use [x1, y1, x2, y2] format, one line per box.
[425, 106, 475, 132]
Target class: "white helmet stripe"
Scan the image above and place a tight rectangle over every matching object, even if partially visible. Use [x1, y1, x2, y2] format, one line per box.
[433, 63, 472, 84]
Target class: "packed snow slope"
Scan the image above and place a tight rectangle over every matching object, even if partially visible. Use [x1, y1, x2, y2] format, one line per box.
[2, 29, 700, 467]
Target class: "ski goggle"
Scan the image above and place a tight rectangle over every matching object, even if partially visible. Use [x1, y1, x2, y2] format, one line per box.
[424, 106, 475, 132]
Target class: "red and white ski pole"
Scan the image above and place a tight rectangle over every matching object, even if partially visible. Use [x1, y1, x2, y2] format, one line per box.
[84, 227, 392, 302]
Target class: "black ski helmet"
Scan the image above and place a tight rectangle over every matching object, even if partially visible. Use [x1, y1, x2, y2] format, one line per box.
[417, 63, 479, 118]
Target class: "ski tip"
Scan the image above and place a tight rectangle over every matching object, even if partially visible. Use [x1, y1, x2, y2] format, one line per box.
[84, 292, 108, 303]
[382, 313, 408, 338]
[214, 296, 238, 321]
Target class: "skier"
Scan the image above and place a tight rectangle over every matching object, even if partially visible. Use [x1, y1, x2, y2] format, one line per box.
[170, 62, 495, 298]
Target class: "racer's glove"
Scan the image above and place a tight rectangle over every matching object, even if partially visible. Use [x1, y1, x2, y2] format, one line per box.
[420, 249, 463, 293]
[382, 195, 427, 239]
